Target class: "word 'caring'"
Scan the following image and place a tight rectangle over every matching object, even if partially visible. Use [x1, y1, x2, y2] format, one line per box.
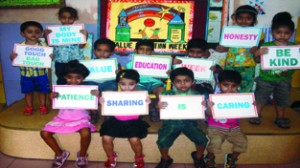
[217, 102, 250, 109]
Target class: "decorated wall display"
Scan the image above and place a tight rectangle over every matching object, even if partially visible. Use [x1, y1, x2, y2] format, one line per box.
[101, 91, 148, 116]
[160, 95, 205, 119]
[13, 44, 53, 68]
[209, 93, 258, 119]
[207, 10, 222, 43]
[105, 0, 197, 53]
[261, 46, 300, 70]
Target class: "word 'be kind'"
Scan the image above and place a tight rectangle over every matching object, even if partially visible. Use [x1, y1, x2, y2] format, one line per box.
[270, 49, 298, 66]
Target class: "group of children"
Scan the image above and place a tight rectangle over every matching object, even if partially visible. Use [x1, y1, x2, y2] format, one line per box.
[9, 4, 297, 168]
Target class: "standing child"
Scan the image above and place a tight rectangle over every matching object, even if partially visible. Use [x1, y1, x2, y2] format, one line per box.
[217, 5, 263, 93]
[156, 67, 208, 168]
[98, 69, 150, 168]
[126, 40, 165, 122]
[40, 60, 96, 168]
[204, 70, 248, 168]
[45, 6, 88, 84]
[250, 12, 296, 128]
[10, 21, 50, 115]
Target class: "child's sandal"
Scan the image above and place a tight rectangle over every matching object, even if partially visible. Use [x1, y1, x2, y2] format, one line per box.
[274, 118, 291, 129]
[249, 117, 261, 125]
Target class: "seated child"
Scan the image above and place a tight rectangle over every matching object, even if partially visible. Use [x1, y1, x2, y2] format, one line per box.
[126, 40, 165, 122]
[10, 21, 51, 115]
[204, 70, 248, 168]
[97, 69, 150, 168]
[156, 67, 208, 168]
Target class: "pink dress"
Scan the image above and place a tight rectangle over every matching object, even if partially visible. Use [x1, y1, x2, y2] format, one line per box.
[42, 109, 96, 134]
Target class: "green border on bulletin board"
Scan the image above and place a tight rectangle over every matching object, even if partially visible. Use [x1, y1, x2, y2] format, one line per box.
[0, 0, 65, 8]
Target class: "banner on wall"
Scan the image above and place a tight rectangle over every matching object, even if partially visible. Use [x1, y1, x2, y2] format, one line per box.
[106, 0, 195, 53]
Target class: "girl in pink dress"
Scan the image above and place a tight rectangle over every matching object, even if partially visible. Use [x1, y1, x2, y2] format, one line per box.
[40, 60, 96, 168]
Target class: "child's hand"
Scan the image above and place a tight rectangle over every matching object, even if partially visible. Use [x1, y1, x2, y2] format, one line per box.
[250, 46, 259, 54]
[99, 97, 105, 104]
[80, 29, 88, 38]
[252, 101, 258, 106]
[44, 29, 52, 37]
[10, 52, 17, 61]
[206, 100, 214, 108]
[91, 90, 100, 97]
[210, 64, 222, 73]
[50, 92, 59, 100]
[166, 69, 172, 75]
[215, 45, 229, 52]
[157, 101, 168, 109]
[146, 96, 151, 104]
[49, 54, 54, 60]
[172, 58, 182, 65]
[115, 69, 120, 74]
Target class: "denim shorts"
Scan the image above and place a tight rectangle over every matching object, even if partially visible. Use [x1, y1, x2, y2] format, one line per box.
[21, 74, 50, 93]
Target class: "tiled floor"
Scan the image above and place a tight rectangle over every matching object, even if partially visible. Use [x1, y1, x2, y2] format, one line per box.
[1, 152, 300, 168]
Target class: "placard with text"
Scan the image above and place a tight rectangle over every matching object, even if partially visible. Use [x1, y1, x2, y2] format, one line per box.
[13, 44, 52, 68]
[209, 93, 257, 119]
[80, 59, 118, 82]
[46, 24, 86, 46]
[132, 54, 172, 78]
[261, 45, 300, 70]
[52, 85, 98, 109]
[160, 95, 205, 119]
[220, 26, 262, 48]
[101, 91, 148, 116]
[174, 57, 214, 80]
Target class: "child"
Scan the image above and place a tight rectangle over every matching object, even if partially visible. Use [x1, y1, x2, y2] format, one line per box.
[250, 12, 296, 128]
[44, 6, 88, 84]
[156, 67, 208, 168]
[10, 21, 50, 115]
[126, 40, 165, 122]
[204, 70, 248, 168]
[184, 38, 224, 98]
[216, 5, 263, 93]
[99, 69, 150, 168]
[40, 60, 96, 168]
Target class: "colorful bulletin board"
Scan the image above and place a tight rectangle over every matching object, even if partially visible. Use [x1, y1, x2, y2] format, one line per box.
[0, 0, 65, 8]
[100, 0, 209, 54]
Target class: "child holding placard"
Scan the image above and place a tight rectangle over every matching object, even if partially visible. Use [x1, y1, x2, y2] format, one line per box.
[156, 67, 208, 168]
[216, 5, 264, 93]
[10, 21, 50, 115]
[96, 69, 150, 168]
[44, 6, 88, 84]
[250, 12, 296, 128]
[126, 40, 165, 122]
[204, 70, 247, 168]
[40, 60, 96, 168]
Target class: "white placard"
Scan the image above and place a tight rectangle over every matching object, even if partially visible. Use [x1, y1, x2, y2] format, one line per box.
[101, 91, 148, 116]
[160, 95, 205, 119]
[12, 44, 52, 68]
[132, 54, 172, 78]
[46, 24, 86, 46]
[52, 85, 98, 110]
[174, 57, 214, 80]
[261, 45, 300, 70]
[209, 93, 258, 119]
[220, 26, 262, 48]
[80, 59, 117, 82]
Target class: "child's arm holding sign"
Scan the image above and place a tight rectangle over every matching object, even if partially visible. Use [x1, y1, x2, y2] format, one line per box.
[254, 47, 268, 63]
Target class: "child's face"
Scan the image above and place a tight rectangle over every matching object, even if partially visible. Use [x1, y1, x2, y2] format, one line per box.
[118, 78, 137, 91]
[59, 12, 76, 25]
[94, 44, 113, 59]
[64, 73, 84, 85]
[236, 13, 255, 27]
[218, 80, 239, 93]
[187, 48, 209, 58]
[21, 26, 42, 42]
[172, 75, 193, 93]
[134, 45, 154, 55]
[272, 26, 293, 45]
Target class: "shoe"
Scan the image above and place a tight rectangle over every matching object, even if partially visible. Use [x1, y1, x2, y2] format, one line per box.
[191, 151, 205, 168]
[204, 155, 216, 168]
[224, 153, 237, 168]
[150, 110, 160, 122]
[274, 118, 291, 129]
[39, 105, 49, 115]
[133, 154, 145, 168]
[52, 150, 70, 168]
[104, 152, 118, 168]
[155, 157, 173, 168]
[75, 152, 88, 168]
[23, 106, 33, 115]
